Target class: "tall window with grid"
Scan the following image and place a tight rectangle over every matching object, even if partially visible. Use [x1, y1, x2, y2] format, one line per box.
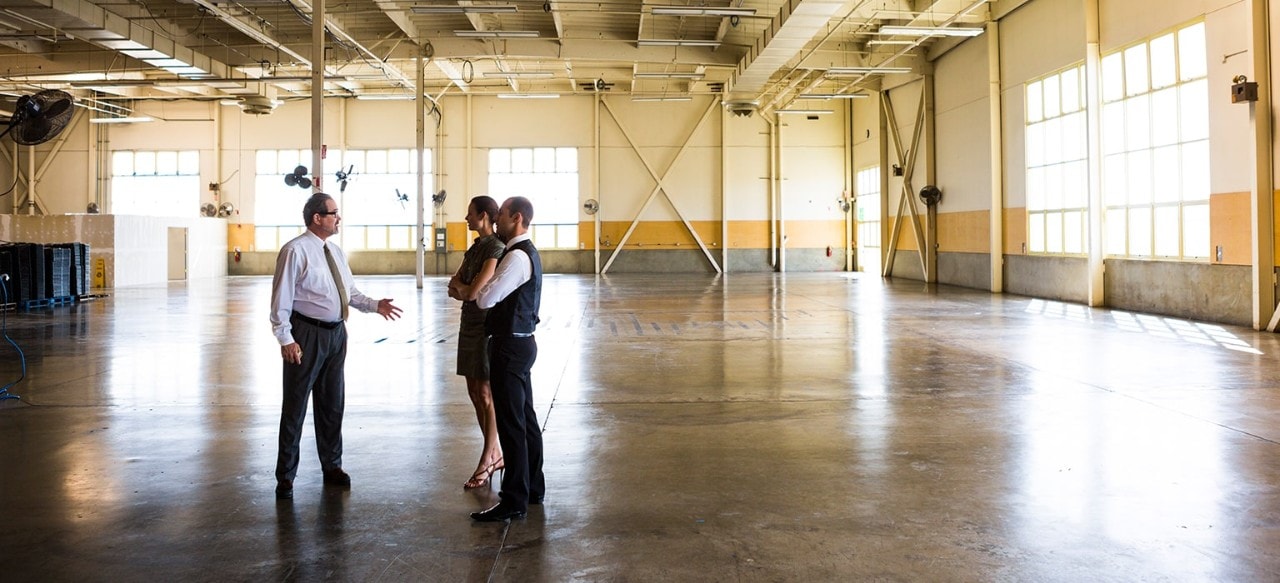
[1100, 21, 1209, 260]
[254, 149, 431, 251]
[488, 147, 579, 249]
[111, 150, 201, 217]
[1026, 65, 1088, 255]
[855, 166, 882, 273]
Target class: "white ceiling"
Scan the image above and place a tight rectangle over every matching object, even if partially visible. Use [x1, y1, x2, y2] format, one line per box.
[0, 0, 995, 116]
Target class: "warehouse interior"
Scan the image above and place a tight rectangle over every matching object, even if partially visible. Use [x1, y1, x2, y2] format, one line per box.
[2, 0, 1280, 579]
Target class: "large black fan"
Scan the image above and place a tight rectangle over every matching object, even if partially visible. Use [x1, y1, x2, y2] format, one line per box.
[1, 90, 75, 146]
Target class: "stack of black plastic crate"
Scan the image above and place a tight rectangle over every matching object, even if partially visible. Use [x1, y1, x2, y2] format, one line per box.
[44, 246, 71, 299]
[50, 243, 89, 297]
[0, 243, 47, 304]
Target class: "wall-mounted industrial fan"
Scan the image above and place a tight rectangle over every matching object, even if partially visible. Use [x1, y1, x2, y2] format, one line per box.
[1, 90, 75, 146]
[283, 165, 311, 189]
[431, 189, 447, 207]
[218, 202, 236, 217]
[200, 203, 218, 217]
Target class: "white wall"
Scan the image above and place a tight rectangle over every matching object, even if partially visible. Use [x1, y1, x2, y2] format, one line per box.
[935, 35, 995, 213]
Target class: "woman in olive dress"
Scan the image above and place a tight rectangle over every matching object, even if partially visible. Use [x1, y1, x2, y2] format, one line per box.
[448, 195, 506, 488]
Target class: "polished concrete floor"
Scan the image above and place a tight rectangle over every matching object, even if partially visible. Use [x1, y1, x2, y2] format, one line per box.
[2, 272, 1280, 581]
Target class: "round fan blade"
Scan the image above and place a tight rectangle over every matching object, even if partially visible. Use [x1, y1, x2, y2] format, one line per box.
[284, 173, 298, 186]
[43, 99, 71, 118]
[294, 165, 308, 176]
[298, 176, 312, 189]
[20, 117, 52, 144]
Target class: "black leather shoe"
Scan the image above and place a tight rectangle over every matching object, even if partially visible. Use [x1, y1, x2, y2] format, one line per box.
[470, 503, 526, 522]
[276, 480, 293, 500]
[530, 496, 543, 505]
[323, 468, 351, 488]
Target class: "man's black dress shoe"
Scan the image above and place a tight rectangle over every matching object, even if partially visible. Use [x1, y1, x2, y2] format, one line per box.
[530, 496, 543, 505]
[470, 503, 526, 522]
[276, 480, 293, 500]
[323, 468, 351, 488]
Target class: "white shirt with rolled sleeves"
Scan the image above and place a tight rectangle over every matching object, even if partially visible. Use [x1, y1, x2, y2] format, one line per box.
[269, 231, 379, 346]
[476, 233, 533, 310]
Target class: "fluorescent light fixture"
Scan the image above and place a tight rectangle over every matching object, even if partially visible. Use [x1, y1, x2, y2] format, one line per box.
[867, 39, 917, 46]
[798, 93, 868, 99]
[497, 93, 560, 99]
[355, 94, 415, 100]
[650, 6, 756, 16]
[637, 39, 721, 47]
[90, 116, 156, 124]
[633, 72, 705, 80]
[632, 96, 693, 102]
[454, 30, 540, 38]
[411, 4, 517, 13]
[776, 109, 833, 115]
[484, 71, 555, 78]
[878, 25, 984, 37]
[825, 66, 912, 75]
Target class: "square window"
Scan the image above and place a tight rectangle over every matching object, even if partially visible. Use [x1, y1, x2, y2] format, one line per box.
[1182, 203, 1209, 258]
[1180, 141, 1209, 201]
[1043, 75, 1061, 118]
[1027, 81, 1043, 123]
[1064, 210, 1084, 254]
[1150, 33, 1177, 89]
[1127, 150, 1152, 205]
[1102, 53, 1124, 102]
[366, 150, 387, 174]
[1178, 22, 1207, 81]
[178, 151, 200, 176]
[1154, 206, 1180, 257]
[134, 151, 156, 176]
[1103, 154, 1127, 206]
[1125, 95, 1150, 151]
[1046, 211, 1063, 253]
[489, 149, 510, 173]
[512, 148, 533, 173]
[1106, 208, 1127, 255]
[1061, 68, 1081, 113]
[256, 150, 277, 176]
[1129, 207, 1153, 257]
[1179, 79, 1208, 141]
[112, 151, 133, 176]
[1124, 44, 1149, 97]
[1152, 145, 1180, 203]
[1029, 212, 1046, 253]
[156, 151, 178, 175]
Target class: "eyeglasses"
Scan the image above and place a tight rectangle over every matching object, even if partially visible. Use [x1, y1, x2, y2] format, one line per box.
[318, 210, 340, 216]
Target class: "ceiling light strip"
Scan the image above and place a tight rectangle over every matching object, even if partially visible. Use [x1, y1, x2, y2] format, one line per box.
[455, 30, 540, 38]
[877, 25, 984, 38]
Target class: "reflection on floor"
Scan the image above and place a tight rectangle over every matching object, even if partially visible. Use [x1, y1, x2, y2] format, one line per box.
[2, 273, 1280, 580]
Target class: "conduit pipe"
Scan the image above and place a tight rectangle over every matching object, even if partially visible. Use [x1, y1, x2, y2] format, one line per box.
[1251, 0, 1277, 330]
[310, 0, 325, 191]
[594, 93, 602, 274]
[415, 50, 425, 286]
[1085, 0, 1104, 306]
[777, 113, 786, 273]
[766, 116, 777, 268]
[721, 99, 729, 271]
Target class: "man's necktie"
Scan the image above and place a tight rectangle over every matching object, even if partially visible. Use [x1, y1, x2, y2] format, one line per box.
[323, 244, 349, 321]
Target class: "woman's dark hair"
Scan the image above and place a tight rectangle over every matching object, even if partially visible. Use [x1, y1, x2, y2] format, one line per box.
[470, 195, 499, 224]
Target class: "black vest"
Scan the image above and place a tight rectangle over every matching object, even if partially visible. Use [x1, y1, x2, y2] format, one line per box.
[485, 238, 542, 336]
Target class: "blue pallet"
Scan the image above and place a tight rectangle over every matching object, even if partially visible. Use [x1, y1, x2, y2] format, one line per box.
[19, 295, 76, 311]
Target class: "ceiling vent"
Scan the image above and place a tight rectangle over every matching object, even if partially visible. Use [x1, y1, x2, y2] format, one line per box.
[238, 95, 279, 115]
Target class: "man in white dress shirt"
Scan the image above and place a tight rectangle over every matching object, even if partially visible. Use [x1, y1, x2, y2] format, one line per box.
[269, 192, 402, 500]
[470, 196, 545, 522]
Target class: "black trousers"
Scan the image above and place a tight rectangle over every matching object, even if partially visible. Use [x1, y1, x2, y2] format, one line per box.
[488, 335, 544, 510]
[276, 315, 347, 482]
